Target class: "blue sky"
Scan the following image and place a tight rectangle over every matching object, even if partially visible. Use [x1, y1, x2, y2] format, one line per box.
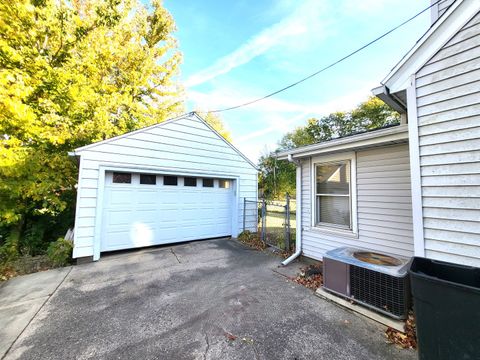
[162, 0, 432, 163]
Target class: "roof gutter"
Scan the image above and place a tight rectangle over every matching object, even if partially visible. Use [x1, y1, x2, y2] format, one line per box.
[282, 154, 302, 266]
[372, 85, 407, 113]
[275, 124, 409, 160]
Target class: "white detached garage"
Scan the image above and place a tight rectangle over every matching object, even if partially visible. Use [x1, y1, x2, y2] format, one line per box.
[70, 112, 258, 261]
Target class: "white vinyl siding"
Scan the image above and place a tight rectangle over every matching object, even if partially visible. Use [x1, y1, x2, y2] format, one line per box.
[300, 144, 414, 261]
[415, 10, 480, 267]
[73, 115, 257, 258]
[438, 0, 455, 18]
[431, 0, 455, 24]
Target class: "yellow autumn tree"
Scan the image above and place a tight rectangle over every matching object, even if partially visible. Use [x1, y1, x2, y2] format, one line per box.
[0, 0, 183, 255]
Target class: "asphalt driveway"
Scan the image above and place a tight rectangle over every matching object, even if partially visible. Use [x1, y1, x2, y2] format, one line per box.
[2, 239, 416, 360]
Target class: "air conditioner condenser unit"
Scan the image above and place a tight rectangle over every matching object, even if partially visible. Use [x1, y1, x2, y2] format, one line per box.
[323, 247, 411, 319]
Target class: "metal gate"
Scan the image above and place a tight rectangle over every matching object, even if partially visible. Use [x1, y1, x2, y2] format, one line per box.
[242, 194, 296, 252]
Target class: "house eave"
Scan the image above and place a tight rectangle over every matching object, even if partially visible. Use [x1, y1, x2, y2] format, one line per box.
[275, 125, 409, 160]
[380, 0, 479, 94]
[372, 86, 407, 113]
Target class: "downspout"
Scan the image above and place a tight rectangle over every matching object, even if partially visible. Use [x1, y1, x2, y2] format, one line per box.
[282, 154, 302, 266]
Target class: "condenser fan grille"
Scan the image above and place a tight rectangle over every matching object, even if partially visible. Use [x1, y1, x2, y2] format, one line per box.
[350, 265, 409, 318]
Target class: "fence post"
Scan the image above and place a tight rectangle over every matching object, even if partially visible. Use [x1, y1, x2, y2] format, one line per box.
[285, 193, 291, 252]
[261, 198, 266, 243]
[243, 197, 246, 232]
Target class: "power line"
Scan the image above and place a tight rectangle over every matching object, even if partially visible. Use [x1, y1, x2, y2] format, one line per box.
[208, 1, 438, 114]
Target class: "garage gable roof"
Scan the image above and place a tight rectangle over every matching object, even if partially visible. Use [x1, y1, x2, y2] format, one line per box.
[71, 112, 258, 170]
[379, 0, 479, 93]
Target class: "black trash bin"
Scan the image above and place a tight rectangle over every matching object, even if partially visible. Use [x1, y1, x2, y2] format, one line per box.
[409, 257, 480, 360]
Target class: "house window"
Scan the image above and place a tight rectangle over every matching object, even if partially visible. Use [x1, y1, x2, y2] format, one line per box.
[184, 177, 197, 187]
[113, 172, 131, 184]
[140, 174, 156, 185]
[163, 176, 178, 186]
[202, 178, 214, 187]
[315, 160, 351, 229]
[219, 179, 230, 189]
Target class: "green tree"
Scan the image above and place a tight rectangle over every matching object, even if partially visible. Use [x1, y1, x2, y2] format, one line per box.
[258, 154, 296, 199]
[260, 97, 400, 199]
[0, 0, 183, 255]
[196, 111, 232, 141]
[279, 97, 399, 150]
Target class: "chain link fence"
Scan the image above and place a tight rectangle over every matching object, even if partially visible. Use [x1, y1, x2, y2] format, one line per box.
[242, 194, 296, 252]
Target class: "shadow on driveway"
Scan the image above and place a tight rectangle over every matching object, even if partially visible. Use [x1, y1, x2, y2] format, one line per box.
[3, 238, 416, 360]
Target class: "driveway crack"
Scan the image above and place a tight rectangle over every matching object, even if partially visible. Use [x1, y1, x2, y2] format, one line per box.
[203, 333, 210, 360]
[170, 248, 181, 263]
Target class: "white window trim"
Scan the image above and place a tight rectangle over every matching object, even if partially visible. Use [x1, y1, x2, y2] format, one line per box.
[310, 152, 358, 237]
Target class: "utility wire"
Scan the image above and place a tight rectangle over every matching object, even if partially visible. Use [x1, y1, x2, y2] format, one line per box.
[208, 0, 439, 113]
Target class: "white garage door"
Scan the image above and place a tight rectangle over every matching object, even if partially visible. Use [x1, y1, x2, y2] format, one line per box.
[101, 172, 233, 252]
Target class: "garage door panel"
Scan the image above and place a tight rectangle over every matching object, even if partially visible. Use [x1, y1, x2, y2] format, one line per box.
[133, 210, 158, 221]
[104, 231, 132, 250]
[158, 210, 180, 221]
[101, 173, 233, 252]
[136, 192, 157, 205]
[108, 189, 136, 205]
[107, 211, 133, 226]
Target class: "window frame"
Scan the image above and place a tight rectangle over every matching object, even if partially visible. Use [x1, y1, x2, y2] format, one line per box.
[202, 178, 214, 188]
[163, 175, 178, 186]
[112, 172, 132, 184]
[139, 174, 157, 185]
[311, 152, 357, 236]
[219, 179, 230, 189]
[183, 177, 197, 187]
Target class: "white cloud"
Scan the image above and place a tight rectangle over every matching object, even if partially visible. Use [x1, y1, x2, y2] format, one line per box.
[235, 111, 312, 143]
[187, 84, 374, 163]
[188, 84, 373, 121]
[185, 0, 329, 88]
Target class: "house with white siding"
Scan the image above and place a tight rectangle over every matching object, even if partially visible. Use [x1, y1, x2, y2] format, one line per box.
[278, 0, 480, 267]
[69, 112, 258, 261]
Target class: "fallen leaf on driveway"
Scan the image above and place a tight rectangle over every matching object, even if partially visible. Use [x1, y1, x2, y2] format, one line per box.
[225, 333, 237, 341]
[385, 312, 417, 349]
[241, 337, 254, 344]
[291, 264, 323, 290]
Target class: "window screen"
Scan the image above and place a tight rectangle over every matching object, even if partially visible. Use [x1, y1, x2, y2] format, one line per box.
[140, 174, 156, 185]
[202, 178, 214, 187]
[315, 161, 351, 228]
[184, 177, 197, 187]
[163, 176, 178, 186]
[219, 179, 230, 189]
[113, 172, 131, 184]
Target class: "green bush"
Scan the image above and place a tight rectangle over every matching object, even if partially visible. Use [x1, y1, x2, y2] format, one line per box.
[47, 238, 73, 267]
[0, 230, 20, 264]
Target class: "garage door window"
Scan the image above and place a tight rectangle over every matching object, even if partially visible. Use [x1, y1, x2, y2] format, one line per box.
[140, 174, 156, 185]
[219, 179, 230, 189]
[202, 178, 214, 187]
[164, 176, 178, 186]
[184, 177, 197, 187]
[113, 172, 131, 184]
